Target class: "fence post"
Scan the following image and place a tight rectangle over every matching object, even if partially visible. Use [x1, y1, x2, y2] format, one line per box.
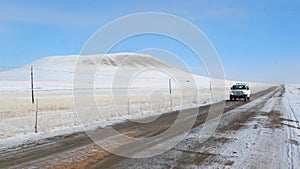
[34, 99, 38, 133]
[127, 99, 130, 115]
[169, 79, 172, 107]
[31, 66, 34, 104]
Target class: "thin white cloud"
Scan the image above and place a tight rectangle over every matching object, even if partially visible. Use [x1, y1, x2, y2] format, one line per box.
[235, 61, 300, 84]
[0, 2, 115, 29]
[166, 1, 249, 22]
[0, 1, 249, 29]
[0, 26, 8, 33]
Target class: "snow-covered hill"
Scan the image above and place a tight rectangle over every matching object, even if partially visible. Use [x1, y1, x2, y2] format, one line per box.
[0, 53, 210, 90]
[0, 53, 175, 81]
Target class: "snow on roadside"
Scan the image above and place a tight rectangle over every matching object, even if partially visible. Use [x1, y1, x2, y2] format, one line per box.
[193, 84, 300, 168]
[0, 84, 275, 151]
[282, 84, 300, 168]
[0, 53, 277, 149]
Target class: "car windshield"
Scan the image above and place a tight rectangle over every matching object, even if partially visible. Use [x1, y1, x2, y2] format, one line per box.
[232, 85, 247, 90]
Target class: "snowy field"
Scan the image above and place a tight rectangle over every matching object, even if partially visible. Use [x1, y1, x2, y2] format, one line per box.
[0, 53, 276, 142]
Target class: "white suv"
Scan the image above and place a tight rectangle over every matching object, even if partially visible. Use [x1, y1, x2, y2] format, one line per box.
[230, 83, 251, 101]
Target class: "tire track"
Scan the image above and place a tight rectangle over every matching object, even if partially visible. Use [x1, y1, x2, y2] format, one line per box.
[0, 86, 278, 168]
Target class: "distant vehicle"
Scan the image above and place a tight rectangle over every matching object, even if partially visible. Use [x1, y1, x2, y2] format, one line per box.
[230, 83, 251, 101]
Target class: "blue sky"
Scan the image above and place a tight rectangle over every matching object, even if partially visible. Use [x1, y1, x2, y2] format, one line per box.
[0, 0, 300, 83]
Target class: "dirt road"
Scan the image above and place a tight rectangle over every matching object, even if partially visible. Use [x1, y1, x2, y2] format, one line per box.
[1, 86, 299, 168]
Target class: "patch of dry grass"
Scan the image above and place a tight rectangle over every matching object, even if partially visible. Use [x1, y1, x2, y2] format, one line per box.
[0, 97, 74, 117]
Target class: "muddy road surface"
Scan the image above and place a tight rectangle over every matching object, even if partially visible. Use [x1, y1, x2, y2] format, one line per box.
[1, 86, 299, 168]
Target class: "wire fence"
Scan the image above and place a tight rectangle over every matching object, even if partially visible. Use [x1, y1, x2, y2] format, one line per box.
[0, 64, 275, 138]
